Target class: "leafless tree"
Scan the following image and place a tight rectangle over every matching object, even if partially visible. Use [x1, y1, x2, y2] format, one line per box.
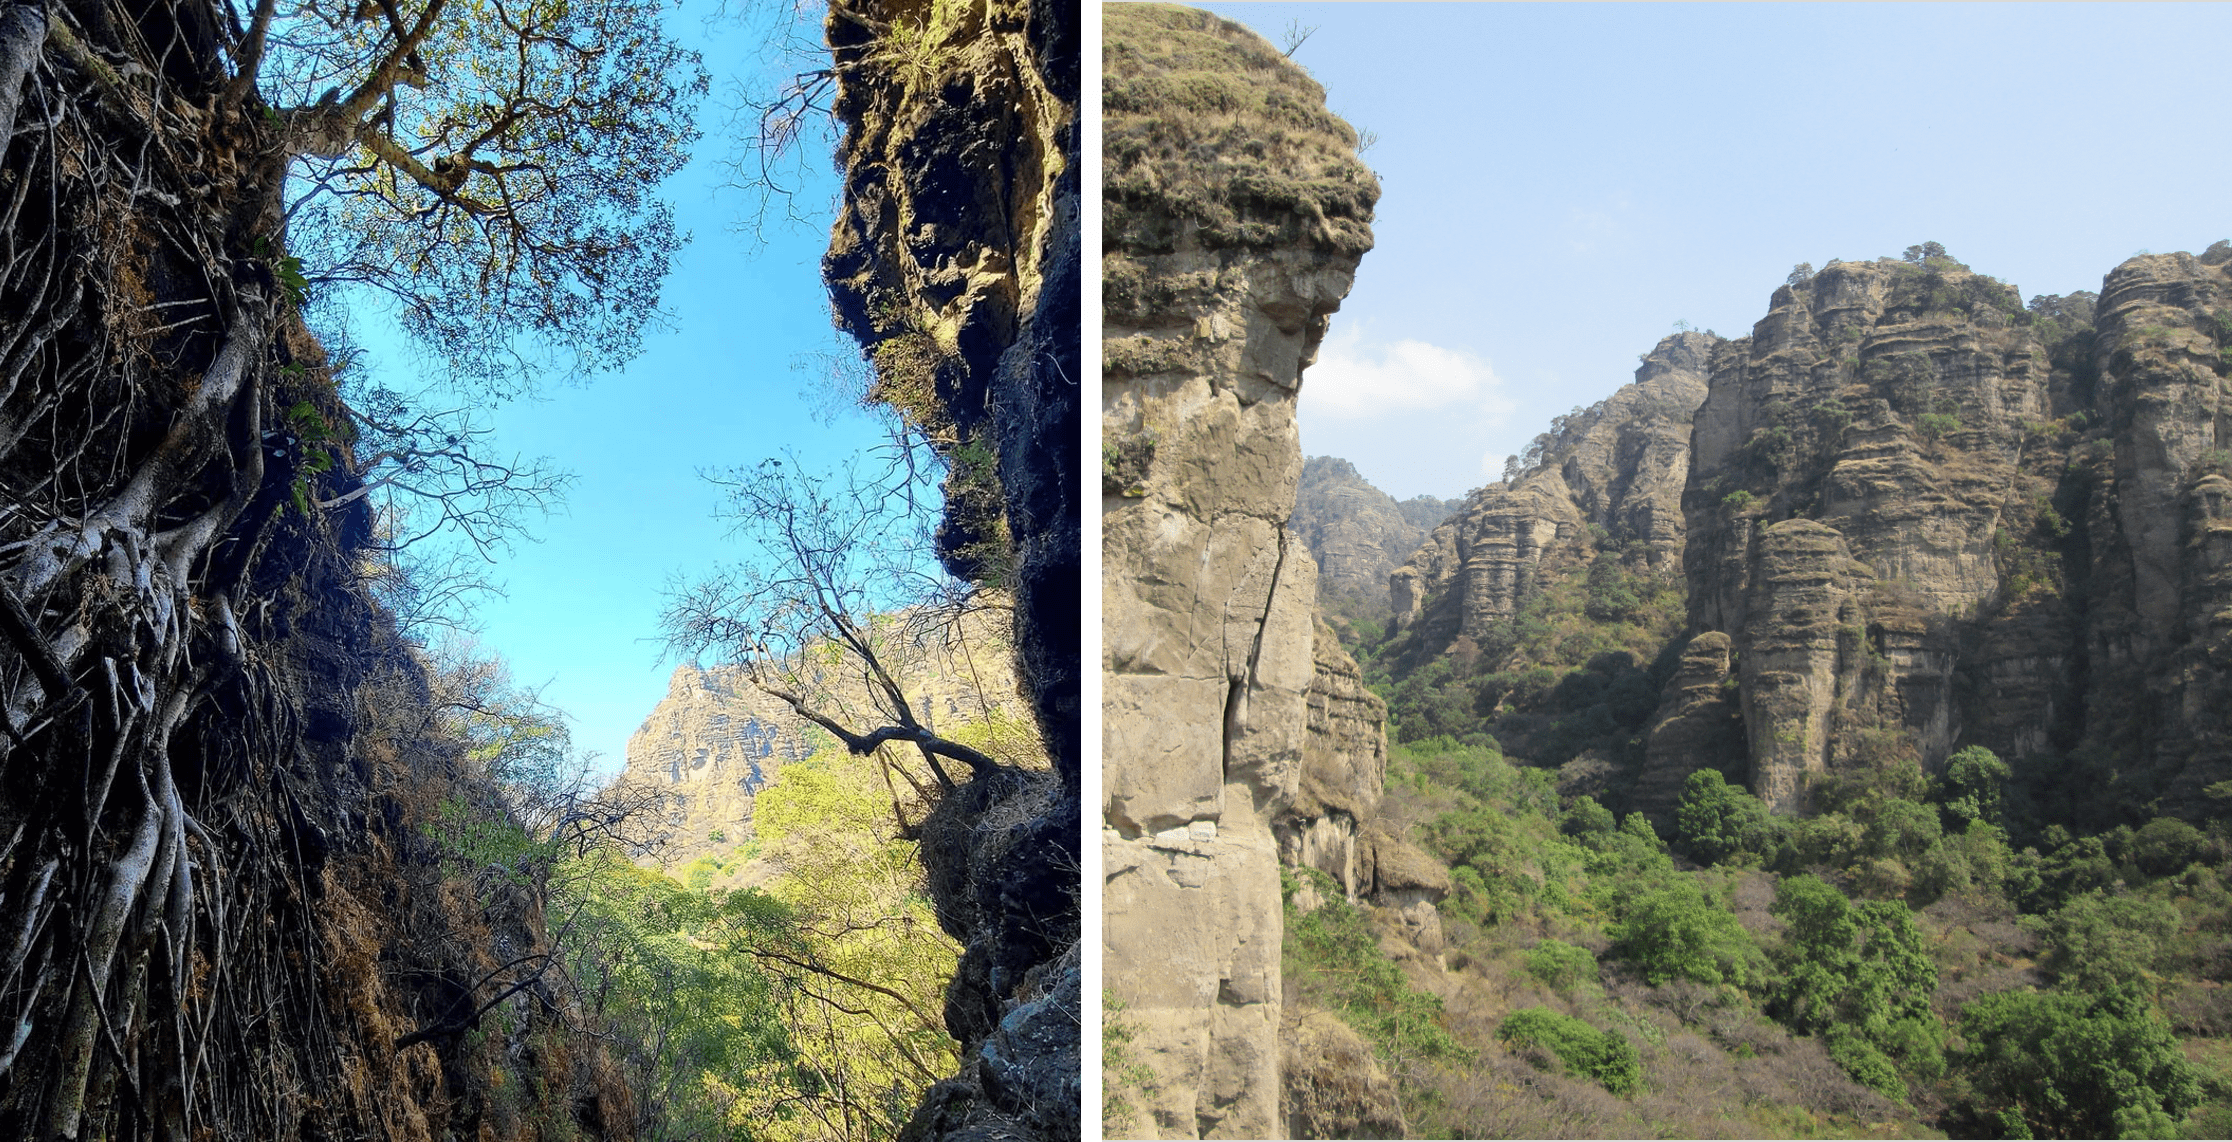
[661, 448, 1018, 821]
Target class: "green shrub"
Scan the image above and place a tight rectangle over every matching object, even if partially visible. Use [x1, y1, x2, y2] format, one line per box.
[1498, 1007, 1641, 1095]
[1827, 1024, 1907, 1102]
[1938, 745, 2010, 830]
[2131, 817, 2204, 878]
[1561, 795, 1616, 839]
[1957, 987, 2201, 1140]
[1676, 769, 1781, 865]
[1285, 869, 1471, 1066]
[1608, 876, 1767, 990]
[1917, 411, 1961, 441]
[1523, 939, 1598, 992]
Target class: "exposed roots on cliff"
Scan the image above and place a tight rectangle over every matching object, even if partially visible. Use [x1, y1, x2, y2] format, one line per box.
[0, 8, 618, 1137]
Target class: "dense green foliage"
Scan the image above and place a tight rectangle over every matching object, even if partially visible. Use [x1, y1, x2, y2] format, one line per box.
[1328, 731, 2232, 1138]
[1607, 876, 1767, 990]
[1498, 1008, 1642, 1095]
[1954, 989, 2201, 1139]
[1360, 544, 1686, 761]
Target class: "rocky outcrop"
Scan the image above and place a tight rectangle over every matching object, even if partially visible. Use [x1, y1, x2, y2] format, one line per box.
[1102, 6, 1382, 1136]
[820, 0, 1080, 1135]
[1390, 333, 1714, 647]
[1293, 456, 1452, 618]
[1642, 249, 2232, 825]
[1632, 632, 1746, 823]
[1648, 257, 2061, 813]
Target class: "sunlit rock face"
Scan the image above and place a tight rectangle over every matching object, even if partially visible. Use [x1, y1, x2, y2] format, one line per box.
[1102, 5, 1389, 1136]
[619, 609, 1023, 871]
[1639, 249, 2232, 826]
[1388, 332, 1712, 647]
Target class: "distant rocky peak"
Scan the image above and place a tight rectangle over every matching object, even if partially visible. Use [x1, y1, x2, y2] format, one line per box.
[1293, 456, 1453, 622]
[1389, 331, 1715, 644]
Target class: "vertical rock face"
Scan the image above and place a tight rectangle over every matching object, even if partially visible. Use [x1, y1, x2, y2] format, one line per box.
[1292, 456, 1453, 619]
[2083, 249, 2232, 813]
[1660, 258, 2061, 813]
[1390, 333, 1714, 648]
[819, 0, 1080, 1136]
[1102, 5, 1379, 1136]
[1644, 250, 2232, 825]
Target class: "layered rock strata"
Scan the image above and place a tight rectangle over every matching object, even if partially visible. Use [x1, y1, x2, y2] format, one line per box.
[1640, 250, 2232, 824]
[1391, 332, 1715, 646]
[1102, 6, 1384, 1136]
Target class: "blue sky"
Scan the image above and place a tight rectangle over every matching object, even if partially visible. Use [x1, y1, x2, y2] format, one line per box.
[341, 6, 886, 779]
[1195, 2, 2232, 502]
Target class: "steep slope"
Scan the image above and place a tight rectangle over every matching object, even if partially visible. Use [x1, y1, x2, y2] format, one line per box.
[1390, 331, 1714, 649]
[0, 11, 629, 1138]
[1639, 247, 2232, 829]
[819, 0, 1081, 1136]
[1356, 334, 1711, 791]
[1103, 7, 1424, 1136]
[1292, 457, 1452, 622]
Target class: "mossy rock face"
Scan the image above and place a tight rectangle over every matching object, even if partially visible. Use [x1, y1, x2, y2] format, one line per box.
[1104, 4, 1377, 257]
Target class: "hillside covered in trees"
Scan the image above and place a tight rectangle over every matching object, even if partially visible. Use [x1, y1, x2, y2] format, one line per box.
[0, 0, 1077, 1137]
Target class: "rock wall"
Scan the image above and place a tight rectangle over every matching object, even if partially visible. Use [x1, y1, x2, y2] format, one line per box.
[1102, 6, 1381, 1136]
[819, 0, 1081, 1135]
[1292, 456, 1452, 619]
[1639, 249, 2232, 826]
[621, 610, 1024, 870]
[1390, 332, 1714, 648]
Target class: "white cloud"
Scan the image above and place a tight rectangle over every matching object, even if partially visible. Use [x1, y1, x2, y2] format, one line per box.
[1295, 326, 1525, 500]
[1299, 326, 1512, 422]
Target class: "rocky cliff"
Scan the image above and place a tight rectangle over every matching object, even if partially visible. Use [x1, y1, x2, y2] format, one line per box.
[820, 0, 1080, 1136]
[1637, 247, 2232, 829]
[1102, 6, 1398, 1136]
[1292, 456, 1452, 622]
[1389, 332, 1714, 651]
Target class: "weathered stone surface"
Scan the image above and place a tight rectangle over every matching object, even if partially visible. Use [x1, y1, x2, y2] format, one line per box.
[1671, 258, 2054, 807]
[1655, 250, 2232, 823]
[1276, 616, 1388, 897]
[1292, 456, 1451, 619]
[1390, 332, 1713, 644]
[820, 0, 1082, 1129]
[1634, 631, 1746, 823]
[1103, 7, 1387, 1136]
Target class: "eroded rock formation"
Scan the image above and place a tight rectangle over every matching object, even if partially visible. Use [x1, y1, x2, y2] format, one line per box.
[1102, 6, 1390, 1136]
[1637, 249, 2232, 826]
[1293, 456, 1453, 620]
[1391, 332, 1714, 648]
